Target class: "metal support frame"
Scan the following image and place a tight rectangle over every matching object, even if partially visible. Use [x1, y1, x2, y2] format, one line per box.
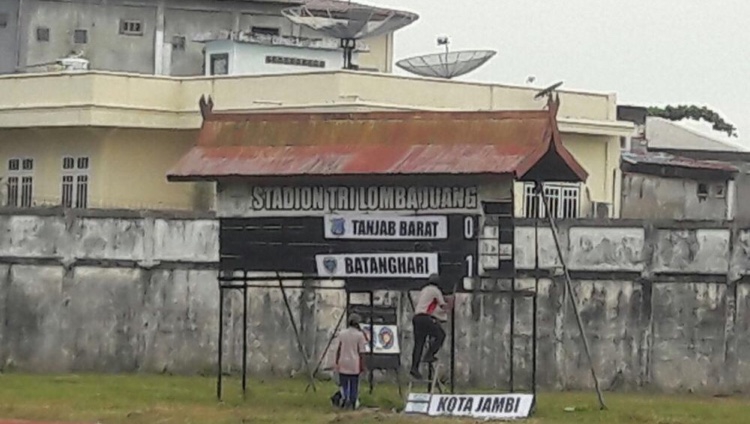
[305, 309, 347, 392]
[215, 200, 543, 401]
[509, 275, 516, 392]
[216, 272, 539, 401]
[277, 273, 317, 393]
[368, 291, 375, 394]
[532, 193, 540, 399]
[216, 275, 347, 400]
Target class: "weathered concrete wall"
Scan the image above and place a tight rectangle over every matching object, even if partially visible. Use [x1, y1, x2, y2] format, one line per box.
[2, 209, 750, 394]
[4, 0, 389, 76]
[0, 0, 20, 74]
[621, 173, 729, 220]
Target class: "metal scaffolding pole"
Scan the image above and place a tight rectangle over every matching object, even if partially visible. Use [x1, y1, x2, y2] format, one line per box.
[538, 182, 607, 410]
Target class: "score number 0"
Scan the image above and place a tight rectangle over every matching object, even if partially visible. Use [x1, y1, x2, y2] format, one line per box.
[464, 216, 476, 278]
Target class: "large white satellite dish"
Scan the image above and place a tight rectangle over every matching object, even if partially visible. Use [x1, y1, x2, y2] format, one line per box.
[282, 0, 419, 70]
[396, 36, 496, 80]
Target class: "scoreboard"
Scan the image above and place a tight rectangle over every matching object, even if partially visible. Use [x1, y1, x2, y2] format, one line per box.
[220, 213, 480, 292]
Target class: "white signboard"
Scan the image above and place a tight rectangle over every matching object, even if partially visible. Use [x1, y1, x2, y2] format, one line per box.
[242, 186, 478, 213]
[427, 394, 534, 420]
[315, 253, 439, 278]
[324, 214, 448, 240]
[359, 324, 400, 354]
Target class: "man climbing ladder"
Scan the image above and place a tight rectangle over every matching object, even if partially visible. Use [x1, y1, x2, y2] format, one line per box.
[410, 273, 454, 380]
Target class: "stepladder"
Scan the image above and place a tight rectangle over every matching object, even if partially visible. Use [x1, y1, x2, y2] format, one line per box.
[407, 361, 446, 396]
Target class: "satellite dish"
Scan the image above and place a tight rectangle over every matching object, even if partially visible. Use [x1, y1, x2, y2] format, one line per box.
[396, 36, 496, 80]
[396, 50, 496, 80]
[534, 81, 564, 100]
[282, 0, 419, 70]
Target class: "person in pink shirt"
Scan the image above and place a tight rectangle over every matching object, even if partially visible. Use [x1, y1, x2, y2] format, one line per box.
[334, 313, 367, 409]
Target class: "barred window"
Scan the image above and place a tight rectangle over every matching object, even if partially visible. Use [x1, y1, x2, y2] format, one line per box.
[6, 158, 34, 207]
[61, 156, 89, 208]
[524, 183, 580, 219]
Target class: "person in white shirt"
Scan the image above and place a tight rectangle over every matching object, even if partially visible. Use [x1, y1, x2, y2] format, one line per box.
[410, 273, 453, 379]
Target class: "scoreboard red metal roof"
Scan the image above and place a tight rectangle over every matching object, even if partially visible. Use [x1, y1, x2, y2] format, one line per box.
[168, 100, 588, 183]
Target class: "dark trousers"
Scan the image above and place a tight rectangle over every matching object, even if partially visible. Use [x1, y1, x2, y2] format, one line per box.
[339, 373, 359, 409]
[411, 313, 446, 372]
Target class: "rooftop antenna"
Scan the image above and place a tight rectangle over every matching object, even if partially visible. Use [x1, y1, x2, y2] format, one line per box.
[282, 0, 418, 70]
[396, 35, 496, 80]
[534, 81, 563, 101]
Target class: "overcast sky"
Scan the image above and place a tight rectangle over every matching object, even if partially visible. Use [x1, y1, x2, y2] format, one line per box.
[369, 0, 749, 142]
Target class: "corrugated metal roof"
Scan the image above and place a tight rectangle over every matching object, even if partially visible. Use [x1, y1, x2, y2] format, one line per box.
[621, 151, 737, 172]
[169, 108, 589, 182]
[169, 144, 531, 178]
[196, 110, 552, 147]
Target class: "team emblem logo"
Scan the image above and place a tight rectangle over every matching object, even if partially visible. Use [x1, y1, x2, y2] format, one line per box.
[330, 217, 346, 236]
[323, 257, 338, 274]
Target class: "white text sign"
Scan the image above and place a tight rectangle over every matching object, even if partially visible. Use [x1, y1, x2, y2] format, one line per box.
[427, 394, 534, 420]
[244, 186, 478, 213]
[324, 214, 448, 240]
[315, 253, 439, 278]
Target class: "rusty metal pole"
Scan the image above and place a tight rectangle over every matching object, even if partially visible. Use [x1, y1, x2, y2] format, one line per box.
[277, 273, 317, 392]
[539, 187, 607, 410]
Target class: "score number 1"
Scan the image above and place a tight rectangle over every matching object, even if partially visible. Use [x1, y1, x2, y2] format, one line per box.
[464, 216, 476, 277]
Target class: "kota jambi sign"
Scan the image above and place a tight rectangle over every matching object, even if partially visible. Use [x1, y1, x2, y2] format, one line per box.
[406, 394, 534, 420]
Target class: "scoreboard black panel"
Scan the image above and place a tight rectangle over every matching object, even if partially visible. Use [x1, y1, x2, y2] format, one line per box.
[219, 214, 480, 292]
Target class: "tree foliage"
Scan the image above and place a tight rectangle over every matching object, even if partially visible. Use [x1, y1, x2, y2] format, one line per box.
[647, 105, 738, 138]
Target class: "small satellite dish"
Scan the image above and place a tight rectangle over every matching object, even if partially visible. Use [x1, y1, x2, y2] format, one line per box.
[282, 0, 419, 70]
[534, 81, 564, 100]
[396, 36, 496, 80]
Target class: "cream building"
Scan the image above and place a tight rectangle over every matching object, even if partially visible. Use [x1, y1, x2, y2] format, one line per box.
[0, 70, 633, 216]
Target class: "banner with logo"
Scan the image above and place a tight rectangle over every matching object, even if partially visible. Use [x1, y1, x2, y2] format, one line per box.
[427, 394, 534, 420]
[324, 214, 448, 240]
[359, 324, 400, 354]
[315, 253, 439, 278]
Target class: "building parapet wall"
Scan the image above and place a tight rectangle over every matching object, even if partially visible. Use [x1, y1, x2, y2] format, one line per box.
[0, 71, 625, 131]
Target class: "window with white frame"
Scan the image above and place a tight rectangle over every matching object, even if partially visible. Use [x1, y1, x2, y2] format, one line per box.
[523, 182, 580, 219]
[61, 156, 89, 208]
[6, 158, 34, 207]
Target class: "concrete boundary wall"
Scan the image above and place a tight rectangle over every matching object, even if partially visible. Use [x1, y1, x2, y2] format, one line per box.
[0, 208, 749, 393]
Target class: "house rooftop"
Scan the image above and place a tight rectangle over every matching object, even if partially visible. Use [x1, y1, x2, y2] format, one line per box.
[646, 117, 748, 153]
[168, 103, 588, 183]
[622, 150, 737, 180]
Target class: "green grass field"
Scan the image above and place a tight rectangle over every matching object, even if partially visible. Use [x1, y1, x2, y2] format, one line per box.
[0, 373, 746, 424]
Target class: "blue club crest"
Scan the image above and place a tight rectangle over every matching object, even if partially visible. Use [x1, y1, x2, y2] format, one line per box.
[330, 217, 346, 236]
[323, 257, 338, 274]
